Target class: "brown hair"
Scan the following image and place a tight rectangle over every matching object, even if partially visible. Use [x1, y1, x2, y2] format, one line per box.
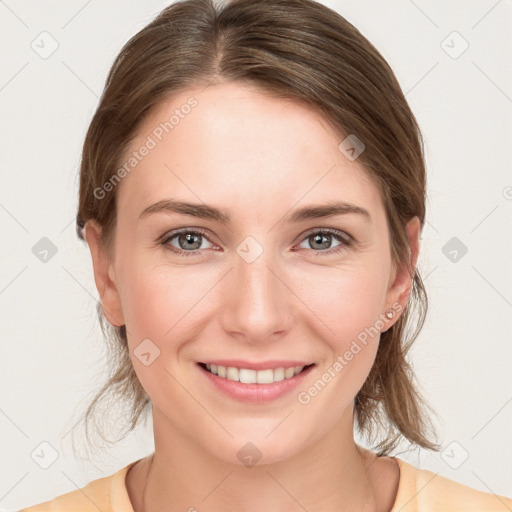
[75, 0, 440, 458]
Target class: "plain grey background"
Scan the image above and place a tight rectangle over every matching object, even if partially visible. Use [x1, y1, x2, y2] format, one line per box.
[1, 0, 511, 509]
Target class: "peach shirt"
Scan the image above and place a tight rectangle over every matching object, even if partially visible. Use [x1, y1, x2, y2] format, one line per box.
[19, 457, 512, 512]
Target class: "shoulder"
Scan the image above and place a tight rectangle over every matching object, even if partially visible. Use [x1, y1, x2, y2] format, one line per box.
[18, 461, 137, 512]
[17, 475, 111, 512]
[393, 457, 512, 512]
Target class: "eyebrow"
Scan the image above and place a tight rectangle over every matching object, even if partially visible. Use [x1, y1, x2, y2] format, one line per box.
[138, 199, 371, 224]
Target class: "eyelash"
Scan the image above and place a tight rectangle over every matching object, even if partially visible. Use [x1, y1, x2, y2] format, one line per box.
[159, 227, 353, 257]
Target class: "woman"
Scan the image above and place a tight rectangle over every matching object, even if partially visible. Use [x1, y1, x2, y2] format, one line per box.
[20, 0, 511, 510]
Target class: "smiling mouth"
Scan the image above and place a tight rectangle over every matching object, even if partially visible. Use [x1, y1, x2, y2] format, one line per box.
[197, 362, 315, 384]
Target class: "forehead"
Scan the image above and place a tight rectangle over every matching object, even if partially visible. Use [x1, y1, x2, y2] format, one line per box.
[116, 81, 384, 221]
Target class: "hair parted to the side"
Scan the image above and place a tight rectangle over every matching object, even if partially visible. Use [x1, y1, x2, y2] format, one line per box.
[74, 0, 440, 458]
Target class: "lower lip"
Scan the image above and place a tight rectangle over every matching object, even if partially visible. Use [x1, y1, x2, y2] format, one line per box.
[197, 363, 315, 404]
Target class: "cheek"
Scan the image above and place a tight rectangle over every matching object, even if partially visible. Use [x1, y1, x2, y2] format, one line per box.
[293, 263, 387, 388]
[120, 264, 202, 340]
[293, 261, 388, 342]
[117, 264, 208, 398]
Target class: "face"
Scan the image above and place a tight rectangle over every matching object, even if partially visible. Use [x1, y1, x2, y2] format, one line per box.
[86, 81, 419, 466]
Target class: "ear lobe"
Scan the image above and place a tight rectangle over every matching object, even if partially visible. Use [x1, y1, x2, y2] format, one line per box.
[385, 216, 421, 318]
[84, 220, 125, 327]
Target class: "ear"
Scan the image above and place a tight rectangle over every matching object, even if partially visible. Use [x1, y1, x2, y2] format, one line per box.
[84, 219, 125, 327]
[383, 215, 421, 326]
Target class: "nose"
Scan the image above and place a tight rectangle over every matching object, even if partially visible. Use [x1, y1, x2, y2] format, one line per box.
[219, 251, 294, 342]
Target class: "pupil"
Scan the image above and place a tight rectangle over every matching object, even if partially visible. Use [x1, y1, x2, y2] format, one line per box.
[312, 233, 330, 249]
[181, 233, 200, 249]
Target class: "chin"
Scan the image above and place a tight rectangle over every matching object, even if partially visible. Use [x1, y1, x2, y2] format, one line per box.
[202, 427, 307, 468]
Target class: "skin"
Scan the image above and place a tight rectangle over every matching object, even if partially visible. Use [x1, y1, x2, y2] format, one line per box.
[85, 81, 420, 512]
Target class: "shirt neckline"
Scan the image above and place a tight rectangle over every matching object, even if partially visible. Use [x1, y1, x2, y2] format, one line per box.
[111, 456, 414, 512]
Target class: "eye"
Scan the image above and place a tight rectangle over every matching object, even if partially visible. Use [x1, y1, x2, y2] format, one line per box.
[160, 227, 353, 257]
[296, 228, 353, 256]
[160, 228, 217, 257]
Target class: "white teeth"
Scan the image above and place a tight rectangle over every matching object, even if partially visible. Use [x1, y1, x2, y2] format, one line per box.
[239, 368, 257, 384]
[256, 369, 274, 384]
[204, 363, 307, 383]
[226, 367, 239, 381]
[273, 367, 285, 381]
[284, 367, 295, 379]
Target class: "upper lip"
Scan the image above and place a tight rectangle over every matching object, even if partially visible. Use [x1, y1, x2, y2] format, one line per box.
[198, 360, 315, 371]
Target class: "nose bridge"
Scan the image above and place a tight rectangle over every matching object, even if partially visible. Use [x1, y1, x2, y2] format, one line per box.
[222, 242, 291, 338]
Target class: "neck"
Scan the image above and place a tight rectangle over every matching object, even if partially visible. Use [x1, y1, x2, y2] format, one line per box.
[128, 406, 398, 512]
